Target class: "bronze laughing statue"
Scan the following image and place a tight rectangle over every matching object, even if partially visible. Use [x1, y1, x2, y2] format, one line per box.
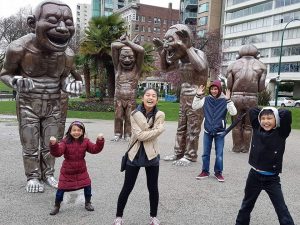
[153, 24, 208, 166]
[0, 0, 82, 192]
[111, 34, 144, 141]
[226, 44, 267, 153]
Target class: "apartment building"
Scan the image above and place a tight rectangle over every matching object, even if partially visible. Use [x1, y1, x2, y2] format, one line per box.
[75, 3, 92, 46]
[180, 0, 222, 37]
[92, 0, 140, 17]
[222, 0, 300, 98]
[114, 3, 180, 44]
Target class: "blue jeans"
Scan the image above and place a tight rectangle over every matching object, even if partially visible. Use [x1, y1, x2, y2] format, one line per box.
[236, 169, 294, 225]
[55, 185, 92, 202]
[202, 132, 224, 174]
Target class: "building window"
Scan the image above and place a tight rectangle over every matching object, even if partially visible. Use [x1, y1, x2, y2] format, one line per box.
[199, 16, 208, 26]
[140, 35, 144, 42]
[275, 0, 300, 8]
[141, 16, 145, 22]
[148, 27, 151, 32]
[199, 3, 209, 13]
[148, 17, 152, 23]
[227, 1, 272, 20]
[197, 29, 207, 37]
[141, 26, 145, 32]
[135, 24, 139, 31]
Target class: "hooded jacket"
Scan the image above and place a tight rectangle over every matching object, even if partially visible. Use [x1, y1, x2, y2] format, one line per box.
[192, 80, 237, 134]
[50, 138, 105, 190]
[248, 107, 292, 173]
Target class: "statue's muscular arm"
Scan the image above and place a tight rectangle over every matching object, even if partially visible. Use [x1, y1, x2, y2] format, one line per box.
[226, 64, 234, 91]
[0, 42, 24, 88]
[257, 62, 267, 92]
[111, 41, 125, 72]
[186, 48, 208, 73]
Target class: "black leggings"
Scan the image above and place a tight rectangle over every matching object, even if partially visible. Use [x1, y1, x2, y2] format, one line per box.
[116, 165, 159, 217]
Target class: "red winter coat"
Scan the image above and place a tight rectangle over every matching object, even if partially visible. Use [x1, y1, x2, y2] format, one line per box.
[50, 138, 105, 190]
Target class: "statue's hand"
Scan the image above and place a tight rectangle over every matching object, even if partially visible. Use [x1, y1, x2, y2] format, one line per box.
[175, 30, 192, 50]
[12, 76, 35, 93]
[153, 38, 164, 51]
[65, 80, 83, 96]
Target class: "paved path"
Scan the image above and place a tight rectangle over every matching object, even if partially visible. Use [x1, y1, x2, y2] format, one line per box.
[0, 115, 299, 225]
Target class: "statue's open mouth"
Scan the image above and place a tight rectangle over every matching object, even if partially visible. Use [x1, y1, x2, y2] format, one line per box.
[167, 50, 175, 59]
[47, 33, 69, 47]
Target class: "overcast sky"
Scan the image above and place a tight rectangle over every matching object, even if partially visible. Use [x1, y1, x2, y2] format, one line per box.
[0, 0, 180, 18]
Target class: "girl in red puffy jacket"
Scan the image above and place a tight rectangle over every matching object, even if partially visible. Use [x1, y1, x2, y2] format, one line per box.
[49, 121, 105, 215]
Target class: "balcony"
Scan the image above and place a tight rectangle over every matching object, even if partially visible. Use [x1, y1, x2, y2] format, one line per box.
[183, 12, 197, 24]
[184, 0, 198, 10]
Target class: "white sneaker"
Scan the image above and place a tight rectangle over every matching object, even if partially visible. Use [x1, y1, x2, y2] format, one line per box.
[150, 217, 160, 225]
[113, 217, 124, 225]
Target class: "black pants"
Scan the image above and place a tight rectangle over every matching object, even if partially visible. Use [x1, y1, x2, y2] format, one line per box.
[55, 185, 92, 202]
[236, 169, 294, 225]
[116, 165, 159, 217]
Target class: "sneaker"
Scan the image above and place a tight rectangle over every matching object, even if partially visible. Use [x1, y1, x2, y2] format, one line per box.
[196, 171, 209, 180]
[113, 217, 124, 225]
[214, 173, 225, 182]
[150, 217, 160, 225]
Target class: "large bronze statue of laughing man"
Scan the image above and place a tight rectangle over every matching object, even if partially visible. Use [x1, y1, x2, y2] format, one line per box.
[0, 0, 82, 193]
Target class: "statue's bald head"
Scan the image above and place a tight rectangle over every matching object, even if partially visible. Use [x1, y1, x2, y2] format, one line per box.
[238, 44, 259, 59]
[166, 24, 193, 40]
[33, 0, 71, 19]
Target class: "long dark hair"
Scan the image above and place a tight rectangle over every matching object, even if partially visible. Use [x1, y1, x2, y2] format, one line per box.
[65, 121, 85, 144]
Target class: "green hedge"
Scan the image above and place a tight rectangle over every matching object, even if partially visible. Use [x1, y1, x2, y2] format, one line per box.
[68, 100, 114, 112]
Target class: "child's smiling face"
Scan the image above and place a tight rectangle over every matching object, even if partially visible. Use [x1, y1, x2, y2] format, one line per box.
[210, 86, 219, 98]
[70, 125, 83, 139]
[260, 114, 276, 131]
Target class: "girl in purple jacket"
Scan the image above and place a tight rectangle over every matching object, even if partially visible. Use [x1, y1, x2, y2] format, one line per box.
[49, 121, 105, 215]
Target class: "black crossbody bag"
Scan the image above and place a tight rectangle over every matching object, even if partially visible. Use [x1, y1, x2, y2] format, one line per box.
[120, 139, 138, 172]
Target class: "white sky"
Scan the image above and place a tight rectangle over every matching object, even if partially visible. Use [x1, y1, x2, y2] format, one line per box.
[0, 0, 180, 18]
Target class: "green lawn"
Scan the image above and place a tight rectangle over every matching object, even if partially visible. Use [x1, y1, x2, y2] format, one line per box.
[0, 100, 299, 129]
[0, 81, 13, 93]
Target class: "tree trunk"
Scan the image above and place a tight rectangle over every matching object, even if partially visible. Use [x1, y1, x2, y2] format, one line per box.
[83, 63, 91, 99]
[106, 63, 115, 98]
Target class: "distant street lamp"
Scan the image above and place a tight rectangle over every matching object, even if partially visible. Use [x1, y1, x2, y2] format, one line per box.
[275, 18, 300, 106]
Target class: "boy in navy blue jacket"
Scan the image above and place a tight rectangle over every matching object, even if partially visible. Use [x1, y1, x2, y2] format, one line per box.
[236, 107, 294, 225]
[192, 80, 237, 182]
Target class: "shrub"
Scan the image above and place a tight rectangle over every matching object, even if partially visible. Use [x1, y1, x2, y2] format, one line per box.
[258, 90, 271, 106]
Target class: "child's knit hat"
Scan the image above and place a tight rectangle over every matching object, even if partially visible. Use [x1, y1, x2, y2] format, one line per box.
[258, 107, 280, 128]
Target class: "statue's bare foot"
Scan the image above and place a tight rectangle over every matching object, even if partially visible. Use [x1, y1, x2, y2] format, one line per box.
[241, 148, 249, 153]
[231, 147, 241, 153]
[172, 158, 192, 166]
[163, 154, 178, 161]
[26, 179, 44, 193]
[45, 176, 58, 189]
[111, 136, 121, 142]
[124, 136, 130, 142]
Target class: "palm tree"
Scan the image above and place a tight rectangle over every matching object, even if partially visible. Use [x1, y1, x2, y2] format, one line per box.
[74, 54, 92, 98]
[141, 42, 156, 78]
[79, 14, 126, 99]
